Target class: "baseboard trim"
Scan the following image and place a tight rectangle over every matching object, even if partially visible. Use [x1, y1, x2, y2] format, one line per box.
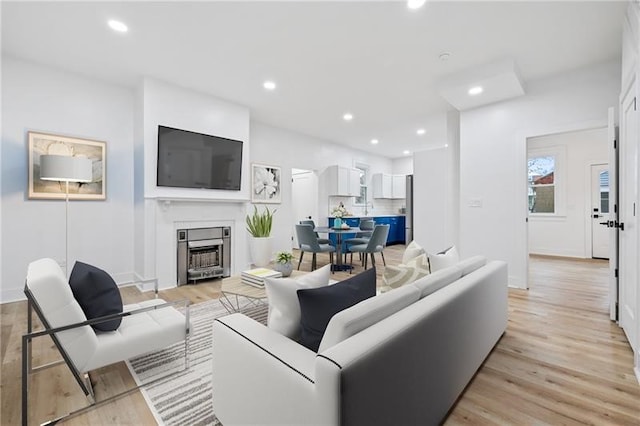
[1, 288, 26, 304]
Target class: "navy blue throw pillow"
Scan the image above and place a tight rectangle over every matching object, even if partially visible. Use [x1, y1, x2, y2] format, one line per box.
[69, 261, 123, 332]
[297, 267, 376, 352]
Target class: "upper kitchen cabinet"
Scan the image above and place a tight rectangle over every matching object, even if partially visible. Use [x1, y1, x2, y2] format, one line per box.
[323, 165, 361, 197]
[372, 173, 406, 199]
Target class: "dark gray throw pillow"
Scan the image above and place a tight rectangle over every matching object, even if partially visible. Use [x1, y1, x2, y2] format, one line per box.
[69, 261, 123, 332]
[297, 267, 377, 352]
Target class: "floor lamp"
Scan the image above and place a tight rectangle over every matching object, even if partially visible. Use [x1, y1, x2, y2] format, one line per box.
[40, 155, 92, 277]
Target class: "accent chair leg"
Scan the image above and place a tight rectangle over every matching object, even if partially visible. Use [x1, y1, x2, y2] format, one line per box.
[381, 251, 386, 266]
[312, 253, 317, 271]
[297, 251, 304, 270]
[364, 253, 368, 270]
[371, 253, 376, 268]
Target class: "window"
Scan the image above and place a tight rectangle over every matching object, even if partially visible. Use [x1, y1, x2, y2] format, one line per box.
[528, 156, 555, 213]
[354, 163, 368, 205]
[600, 170, 609, 213]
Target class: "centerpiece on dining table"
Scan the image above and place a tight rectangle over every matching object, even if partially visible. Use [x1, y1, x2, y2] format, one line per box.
[330, 202, 352, 229]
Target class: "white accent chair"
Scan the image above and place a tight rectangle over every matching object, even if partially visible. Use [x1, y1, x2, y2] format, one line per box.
[22, 258, 191, 425]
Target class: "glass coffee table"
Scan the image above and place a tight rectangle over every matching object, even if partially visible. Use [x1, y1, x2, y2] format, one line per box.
[219, 270, 306, 313]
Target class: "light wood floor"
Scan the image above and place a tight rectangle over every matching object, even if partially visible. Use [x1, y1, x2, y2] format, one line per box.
[2, 248, 638, 425]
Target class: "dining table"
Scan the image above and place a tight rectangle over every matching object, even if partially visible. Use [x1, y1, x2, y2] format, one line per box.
[314, 226, 361, 271]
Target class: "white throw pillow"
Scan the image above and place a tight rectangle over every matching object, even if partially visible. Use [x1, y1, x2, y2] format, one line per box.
[428, 246, 459, 272]
[383, 253, 430, 289]
[264, 264, 331, 340]
[402, 240, 425, 265]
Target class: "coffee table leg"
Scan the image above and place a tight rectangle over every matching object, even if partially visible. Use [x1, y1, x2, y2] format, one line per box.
[220, 291, 267, 314]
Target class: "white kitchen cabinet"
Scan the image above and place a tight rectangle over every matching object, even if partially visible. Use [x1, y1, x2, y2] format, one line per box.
[372, 173, 406, 199]
[324, 165, 361, 196]
[392, 175, 406, 199]
[372, 174, 392, 198]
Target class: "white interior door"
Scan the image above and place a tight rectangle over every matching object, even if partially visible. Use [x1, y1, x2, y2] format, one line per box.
[619, 84, 638, 350]
[291, 169, 319, 248]
[591, 164, 610, 259]
[607, 107, 619, 321]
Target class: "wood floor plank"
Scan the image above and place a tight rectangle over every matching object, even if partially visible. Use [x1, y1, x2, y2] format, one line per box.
[1, 249, 638, 425]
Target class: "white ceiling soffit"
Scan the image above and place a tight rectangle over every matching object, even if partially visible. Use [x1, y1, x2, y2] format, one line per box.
[438, 59, 525, 111]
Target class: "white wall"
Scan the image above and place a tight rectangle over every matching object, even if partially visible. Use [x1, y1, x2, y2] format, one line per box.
[411, 111, 460, 254]
[1, 57, 135, 302]
[392, 157, 413, 175]
[527, 127, 608, 258]
[250, 122, 393, 255]
[460, 61, 620, 289]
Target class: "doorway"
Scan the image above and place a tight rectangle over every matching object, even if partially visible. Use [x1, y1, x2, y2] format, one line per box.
[590, 164, 610, 259]
[291, 168, 319, 248]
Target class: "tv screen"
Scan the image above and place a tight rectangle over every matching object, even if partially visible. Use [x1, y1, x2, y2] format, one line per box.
[157, 125, 243, 190]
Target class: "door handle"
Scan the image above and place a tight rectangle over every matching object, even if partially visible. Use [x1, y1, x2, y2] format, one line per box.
[599, 221, 609, 226]
[592, 214, 601, 218]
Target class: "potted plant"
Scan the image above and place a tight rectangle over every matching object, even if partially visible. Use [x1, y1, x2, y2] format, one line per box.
[246, 205, 276, 267]
[273, 251, 294, 277]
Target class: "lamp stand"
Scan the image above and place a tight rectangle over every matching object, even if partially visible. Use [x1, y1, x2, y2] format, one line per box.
[65, 180, 70, 278]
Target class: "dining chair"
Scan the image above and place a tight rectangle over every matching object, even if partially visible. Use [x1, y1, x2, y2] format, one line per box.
[299, 219, 331, 245]
[343, 219, 375, 263]
[348, 224, 390, 274]
[296, 224, 336, 271]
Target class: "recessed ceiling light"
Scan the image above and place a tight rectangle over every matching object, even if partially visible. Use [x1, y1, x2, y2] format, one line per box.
[263, 80, 276, 90]
[438, 52, 451, 61]
[343, 113, 353, 121]
[468, 86, 483, 96]
[416, 129, 426, 135]
[444, 144, 449, 148]
[371, 139, 379, 145]
[403, 150, 411, 155]
[407, 0, 427, 10]
[108, 20, 128, 33]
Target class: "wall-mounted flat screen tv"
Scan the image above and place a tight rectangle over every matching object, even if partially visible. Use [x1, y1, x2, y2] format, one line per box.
[157, 125, 243, 190]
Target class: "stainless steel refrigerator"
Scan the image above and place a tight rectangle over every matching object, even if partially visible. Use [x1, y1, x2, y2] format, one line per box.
[405, 174, 413, 243]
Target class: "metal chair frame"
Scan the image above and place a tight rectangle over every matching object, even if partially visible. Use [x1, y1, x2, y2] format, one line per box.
[21, 282, 191, 426]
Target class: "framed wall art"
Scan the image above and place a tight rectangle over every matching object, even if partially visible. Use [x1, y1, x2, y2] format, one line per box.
[28, 131, 106, 200]
[251, 163, 281, 204]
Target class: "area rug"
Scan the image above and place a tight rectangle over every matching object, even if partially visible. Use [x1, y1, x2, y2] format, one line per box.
[127, 299, 268, 425]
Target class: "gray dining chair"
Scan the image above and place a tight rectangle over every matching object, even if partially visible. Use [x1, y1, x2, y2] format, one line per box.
[300, 219, 331, 245]
[343, 219, 375, 263]
[348, 224, 390, 274]
[296, 224, 335, 271]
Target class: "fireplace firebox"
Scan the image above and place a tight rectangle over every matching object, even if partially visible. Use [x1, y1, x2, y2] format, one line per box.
[177, 227, 230, 285]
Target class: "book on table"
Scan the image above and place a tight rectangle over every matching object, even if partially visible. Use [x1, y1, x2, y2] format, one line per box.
[241, 268, 282, 287]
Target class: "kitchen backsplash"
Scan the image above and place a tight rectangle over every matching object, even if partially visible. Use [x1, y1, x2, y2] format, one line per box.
[328, 196, 406, 216]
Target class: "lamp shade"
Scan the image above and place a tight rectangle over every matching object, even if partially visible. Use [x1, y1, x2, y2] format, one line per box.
[40, 155, 92, 183]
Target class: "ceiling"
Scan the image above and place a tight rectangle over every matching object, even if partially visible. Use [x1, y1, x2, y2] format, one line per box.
[1, 1, 627, 159]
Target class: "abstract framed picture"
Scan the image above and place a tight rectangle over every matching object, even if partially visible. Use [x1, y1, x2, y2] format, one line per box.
[28, 131, 107, 200]
[251, 163, 281, 204]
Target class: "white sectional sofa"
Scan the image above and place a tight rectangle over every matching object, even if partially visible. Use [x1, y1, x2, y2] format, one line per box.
[212, 257, 508, 425]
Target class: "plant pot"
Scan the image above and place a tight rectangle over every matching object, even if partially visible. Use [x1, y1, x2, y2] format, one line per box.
[274, 261, 293, 277]
[249, 236, 273, 267]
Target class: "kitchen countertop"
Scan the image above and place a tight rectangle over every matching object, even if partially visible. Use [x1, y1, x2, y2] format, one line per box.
[329, 214, 406, 218]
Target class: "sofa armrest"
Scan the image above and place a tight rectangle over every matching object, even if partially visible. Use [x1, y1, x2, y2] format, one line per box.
[213, 313, 334, 425]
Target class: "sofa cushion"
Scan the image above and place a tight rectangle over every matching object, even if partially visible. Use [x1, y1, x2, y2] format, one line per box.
[318, 283, 420, 353]
[382, 253, 430, 290]
[69, 261, 123, 332]
[411, 265, 462, 298]
[297, 268, 376, 352]
[402, 240, 425, 265]
[457, 255, 487, 276]
[428, 246, 459, 272]
[264, 264, 331, 340]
